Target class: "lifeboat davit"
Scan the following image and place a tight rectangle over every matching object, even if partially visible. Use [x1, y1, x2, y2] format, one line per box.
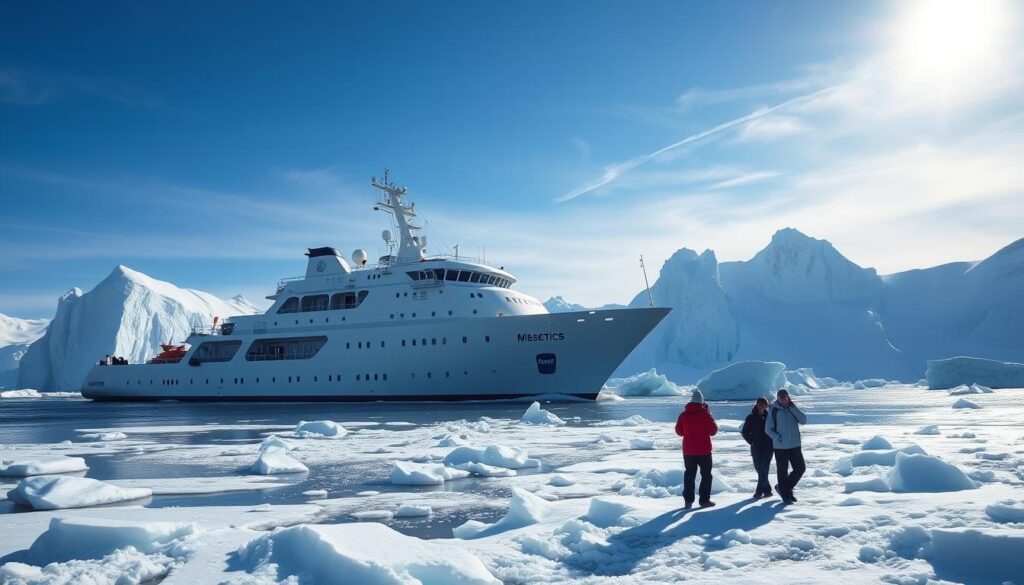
[149, 344, 189, 364]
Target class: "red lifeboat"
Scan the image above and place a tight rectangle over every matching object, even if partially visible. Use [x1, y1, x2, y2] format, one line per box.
[149, 344, 189, 364]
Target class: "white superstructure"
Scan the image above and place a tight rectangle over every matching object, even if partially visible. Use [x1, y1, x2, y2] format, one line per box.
[82, 172, 669, 401]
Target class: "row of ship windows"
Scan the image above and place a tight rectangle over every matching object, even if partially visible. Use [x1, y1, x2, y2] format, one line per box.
[407, 269, 511, 288]
[193, 334, 493, 363]
[277, 291, 369, 314]
[145, 369, 488, 386]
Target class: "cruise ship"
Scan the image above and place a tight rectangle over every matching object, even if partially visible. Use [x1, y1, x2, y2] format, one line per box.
[81, 173, 670, 401]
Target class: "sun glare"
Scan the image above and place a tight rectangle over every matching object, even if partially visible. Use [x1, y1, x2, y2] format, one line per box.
[891, 0, 1014, 104]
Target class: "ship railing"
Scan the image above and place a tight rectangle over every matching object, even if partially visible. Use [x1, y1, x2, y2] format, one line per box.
[276, 276, 305, 293]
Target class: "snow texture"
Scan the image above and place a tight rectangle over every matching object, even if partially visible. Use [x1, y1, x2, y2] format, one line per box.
[18, 266, 259, 391]
[7, 476, 152, 510]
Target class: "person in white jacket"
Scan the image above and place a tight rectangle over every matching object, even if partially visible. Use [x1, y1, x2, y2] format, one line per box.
[765, 388, 807, 504]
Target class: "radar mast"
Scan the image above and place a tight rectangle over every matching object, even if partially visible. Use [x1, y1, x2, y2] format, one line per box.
[372, 170, 425, 262]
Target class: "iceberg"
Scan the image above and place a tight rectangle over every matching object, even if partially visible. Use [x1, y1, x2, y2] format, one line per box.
[18, 266, 259, 391]
[926, 356, 1024, 389]
[696, 361, 789, 399]
[0, 312, 49, 390]
[601, 369, 683, 397]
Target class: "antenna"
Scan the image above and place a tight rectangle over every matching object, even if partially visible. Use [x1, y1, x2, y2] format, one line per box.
[640, 255, 654, 307]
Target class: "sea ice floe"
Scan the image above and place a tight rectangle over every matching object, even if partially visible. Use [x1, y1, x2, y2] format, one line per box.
[0, 455, 88, 477]
[985, 500, 1024, 523]
[390, 461, 469, 486]
[914, 425, 941, 435]
[7, 476, 152, 510]
[235, 523, 500, 584]
[520, 401, 566, 426]
[80, 431, 127, 442]
[548, 474, 576, 487]
[926, 356, 1024, 389]
[948, 383, 994, 395]
[443, 444, 540, 470]
[843, 476, 890, 493]
[294, 420, 347, 438]
[395, 504, 433, 518]
[350, 510, 394, 521]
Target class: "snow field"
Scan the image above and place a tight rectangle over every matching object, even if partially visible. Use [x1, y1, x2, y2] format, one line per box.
[1, 384, 1023, 583]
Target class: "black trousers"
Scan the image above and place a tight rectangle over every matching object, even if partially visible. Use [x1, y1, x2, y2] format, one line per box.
[683, 454, 713, 504]
[751, 445, 774, 494]
[774, 447, 805, 496]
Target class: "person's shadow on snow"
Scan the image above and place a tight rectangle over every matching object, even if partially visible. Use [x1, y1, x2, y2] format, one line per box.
[565, 499, 784, 576]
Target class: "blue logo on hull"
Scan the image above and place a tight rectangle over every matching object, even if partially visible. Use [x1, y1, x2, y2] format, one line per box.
[536, 353, 556, 374]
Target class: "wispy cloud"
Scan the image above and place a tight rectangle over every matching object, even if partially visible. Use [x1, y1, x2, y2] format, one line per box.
[555, 86, 838, 203]
[734, 115, 809, 143]
[0, 67, 161, 107]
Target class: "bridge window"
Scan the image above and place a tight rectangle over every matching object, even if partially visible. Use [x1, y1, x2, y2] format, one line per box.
[470, 272, 481, 283]
[457, 271, 471, 282]
[301, 294, 329, 312]
[331, 291, 368, 310]
[277, 297, 300, 314]
[445, 270, 459, 281]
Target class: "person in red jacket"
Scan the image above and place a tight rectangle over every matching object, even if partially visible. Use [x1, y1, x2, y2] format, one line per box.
[675, 388, 719, 508]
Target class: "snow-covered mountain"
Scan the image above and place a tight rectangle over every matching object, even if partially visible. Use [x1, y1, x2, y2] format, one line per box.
[0, 313, 50, 389]
[543, 296, 626, 313]
[615, 229, 1024, 383]
[18, 265, 260, 391]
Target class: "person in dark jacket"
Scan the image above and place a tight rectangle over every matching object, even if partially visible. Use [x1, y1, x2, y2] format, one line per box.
[741, 397, 774, 499]
[675, 389, 719, 508]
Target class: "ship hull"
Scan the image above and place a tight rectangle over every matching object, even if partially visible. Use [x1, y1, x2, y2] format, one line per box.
[81, 308, 669, 402]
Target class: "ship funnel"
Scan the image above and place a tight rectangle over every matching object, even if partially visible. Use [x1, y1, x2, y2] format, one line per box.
[305, 247, 352, 278]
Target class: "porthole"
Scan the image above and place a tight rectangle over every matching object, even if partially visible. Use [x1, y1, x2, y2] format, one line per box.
[402, 340, 407, 347]
[374, 374, 379, 381]
[427, 372, 432, 379]
[485, 336, 491, 342]
[357, 374, 361, 381]
[462, 336, 467, 343]
[448, 310, 453, 316]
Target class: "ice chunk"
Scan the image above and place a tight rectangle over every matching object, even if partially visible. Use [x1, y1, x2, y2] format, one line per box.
[390, 461, 469, 486]
[395, 504, 433, 518]
[520, 401, 566, 426]
[584, 497, 646, 528]
[453, 487, 551, 539]
[303, 489, 328, 498]
[8, 476, 151, 510]
[350, 510, 394, 521]
[443, 444, 540, 469]
[593, 415, 652, 427]
[0, 389, 42, 398]
[601, 369, 683, 397]
[25, 517, 197, 564]
[843, 476, 890, 493]
[80, 431, 127, 441]
[887, 453, 977, 492]
[0, 455, 88, 477]
[615, 467, 734, 498]
[294, 420, 347, 438]
[839, 444, 927, 468]
[952, 397, 982, 409]
[861, 436, 893, 450]
[236, 522, 500, 584]
[985, 500, 1024, 523]
[251, 435, 307, 474]
[926, 356, 1024, 389]
[696, 361, 791, 400]
[548, 474, 576, 487]
[948, 384, 994, 395]
[914, 425, 940, 435]
[784, 367, 822, 390]
[628, 438, 655, 450]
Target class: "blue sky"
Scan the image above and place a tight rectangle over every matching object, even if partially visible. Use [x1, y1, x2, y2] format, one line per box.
[2, 0, 1022, 318]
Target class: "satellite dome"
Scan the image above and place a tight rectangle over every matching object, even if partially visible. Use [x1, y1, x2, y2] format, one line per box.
[382, 229, 393, 242]
[352, 249, 368, 265]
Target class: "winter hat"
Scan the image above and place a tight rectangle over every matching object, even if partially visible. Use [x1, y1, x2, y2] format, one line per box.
[691, 389, 705, 404]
